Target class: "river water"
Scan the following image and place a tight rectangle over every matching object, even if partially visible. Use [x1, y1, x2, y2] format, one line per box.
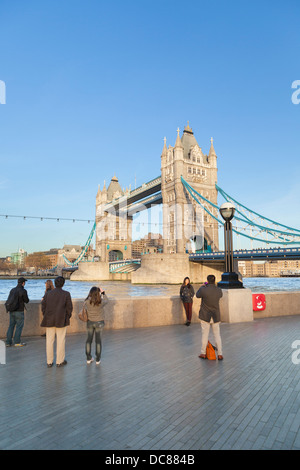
[0, 277, 300, 301]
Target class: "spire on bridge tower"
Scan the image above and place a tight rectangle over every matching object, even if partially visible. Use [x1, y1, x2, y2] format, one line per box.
[161, 137, 167, 159]
[184, 121, 193, 134]
[208, 137, 217, 167]
[175, 128, 183, 149]
[209, 137, 216, 154]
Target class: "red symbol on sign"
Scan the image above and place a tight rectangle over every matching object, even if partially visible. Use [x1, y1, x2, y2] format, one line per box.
[252, 293, 266, 311]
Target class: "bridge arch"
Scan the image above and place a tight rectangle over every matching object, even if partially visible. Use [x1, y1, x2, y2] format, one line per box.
[109, 250, 123, 262]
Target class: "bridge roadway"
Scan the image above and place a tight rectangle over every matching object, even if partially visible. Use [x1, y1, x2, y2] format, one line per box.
[104, 176, 162, 215]
[189, 247, 300, 262]
[108, 247, 300, 273]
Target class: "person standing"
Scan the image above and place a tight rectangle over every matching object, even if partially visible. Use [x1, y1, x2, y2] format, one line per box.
[180, 277, 195, 326]
[44, 279, 54, 295]
[41, 280, 55, 337]
[83, 286, 108, 365]
[196, 274, 224, 360]
[5, 277, 29, 347]
[41, 276, 73, 367]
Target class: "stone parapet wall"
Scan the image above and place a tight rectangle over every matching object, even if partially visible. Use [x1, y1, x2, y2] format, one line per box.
[254, 291, 300, 319]
[0, 292, 299, 338]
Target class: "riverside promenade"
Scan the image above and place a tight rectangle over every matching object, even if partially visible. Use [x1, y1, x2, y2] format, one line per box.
[1, 315, 300, 450]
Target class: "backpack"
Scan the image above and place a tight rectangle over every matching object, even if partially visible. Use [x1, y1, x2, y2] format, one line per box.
[206, 341, 217, 360]
[5, 289, 20, 313]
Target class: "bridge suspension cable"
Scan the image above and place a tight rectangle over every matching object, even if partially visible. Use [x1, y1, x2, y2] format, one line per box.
[62, 222, 96, 266]
[181, 177, 300, 245]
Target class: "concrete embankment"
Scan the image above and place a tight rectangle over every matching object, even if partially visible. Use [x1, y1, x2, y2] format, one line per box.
[1, 291, 300, 338]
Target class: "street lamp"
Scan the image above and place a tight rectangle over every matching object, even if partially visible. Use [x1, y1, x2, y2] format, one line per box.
[217, 202, 243, 289]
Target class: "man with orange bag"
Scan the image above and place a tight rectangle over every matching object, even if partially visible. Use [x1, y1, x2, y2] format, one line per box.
[196, 274, 223, 360]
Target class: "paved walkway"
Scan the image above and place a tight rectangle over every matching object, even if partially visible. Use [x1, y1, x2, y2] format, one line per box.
[1, 315, 300, 450]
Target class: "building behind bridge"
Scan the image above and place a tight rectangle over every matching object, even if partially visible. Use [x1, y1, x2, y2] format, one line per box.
[238, 259, 300, 277]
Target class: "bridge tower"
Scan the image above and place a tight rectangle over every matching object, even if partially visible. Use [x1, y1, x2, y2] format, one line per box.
[161, 123, 219, 254]
[95, 175, 132, 262]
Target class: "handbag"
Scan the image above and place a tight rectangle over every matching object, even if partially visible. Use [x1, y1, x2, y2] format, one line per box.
[79, 306, 88, 322]
[206, 341, 217, 360]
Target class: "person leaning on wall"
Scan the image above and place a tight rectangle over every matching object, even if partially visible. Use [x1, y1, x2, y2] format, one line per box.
[5, 277, 29, 347]
[180, 276, 195, 326]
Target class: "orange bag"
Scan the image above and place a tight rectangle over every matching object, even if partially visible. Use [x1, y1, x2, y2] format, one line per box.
[206, 341, 216, 360]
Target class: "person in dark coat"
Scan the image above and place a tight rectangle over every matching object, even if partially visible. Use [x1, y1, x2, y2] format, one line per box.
[41, 276, 73, 367]
[180, 277, 195, 326]
[196, 274, 223, 360]
[5, 277, 29, 347]
[41, 279, 55, 337]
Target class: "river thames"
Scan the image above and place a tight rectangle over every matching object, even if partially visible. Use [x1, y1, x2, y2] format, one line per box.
[1, 277, 300, 301]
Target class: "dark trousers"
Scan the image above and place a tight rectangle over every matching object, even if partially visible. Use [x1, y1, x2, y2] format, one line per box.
[6, 311, 24, 345]
[86, 320, 104, 362]
[183, 302, 193, 322]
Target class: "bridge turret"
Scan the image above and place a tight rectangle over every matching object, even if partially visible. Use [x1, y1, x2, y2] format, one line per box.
[107, 175, 123, 202]
[96, 185, 101, 202]
[208, 137, 217, 168]
[96, 181, 107, 204]
[161, 137, 167, 160]
[101, 180, 107, 203]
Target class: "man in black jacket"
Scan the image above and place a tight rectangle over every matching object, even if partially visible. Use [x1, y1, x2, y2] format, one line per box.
[5, 277, 29, 347]
[41, 276, 73, 367]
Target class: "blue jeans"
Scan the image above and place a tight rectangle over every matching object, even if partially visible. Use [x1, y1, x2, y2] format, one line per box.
[6, 311, 25, 345]
[86, 320, 104, 362]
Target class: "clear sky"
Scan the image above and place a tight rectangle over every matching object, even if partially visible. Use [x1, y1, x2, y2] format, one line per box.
[0, 0, 300, 257]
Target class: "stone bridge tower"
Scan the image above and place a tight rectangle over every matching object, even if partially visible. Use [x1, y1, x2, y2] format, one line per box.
[95, 176, 132, 262]
[161, 123, 219, 254]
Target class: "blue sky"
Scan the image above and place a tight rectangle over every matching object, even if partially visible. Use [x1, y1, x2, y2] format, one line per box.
[0, 0, 300, 256]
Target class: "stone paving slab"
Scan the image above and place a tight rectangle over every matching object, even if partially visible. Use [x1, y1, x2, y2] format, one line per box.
[0, 315, 300, 450]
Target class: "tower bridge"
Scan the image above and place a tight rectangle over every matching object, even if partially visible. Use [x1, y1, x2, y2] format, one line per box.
[70, 123, 300, 283]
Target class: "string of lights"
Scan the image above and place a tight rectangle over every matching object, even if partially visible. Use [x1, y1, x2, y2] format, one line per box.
[0, 213, 164, 226]
[0, 214, 94, 223]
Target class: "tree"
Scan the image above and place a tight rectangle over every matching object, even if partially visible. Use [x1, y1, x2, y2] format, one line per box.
[25, 252, 51, 274]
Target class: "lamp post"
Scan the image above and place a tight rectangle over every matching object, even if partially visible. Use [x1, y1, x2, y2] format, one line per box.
[217, 202, 243, 289]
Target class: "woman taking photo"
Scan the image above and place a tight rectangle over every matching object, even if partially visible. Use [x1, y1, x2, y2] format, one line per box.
[83, 286, 108, 364]
[180, 277, 195, 326]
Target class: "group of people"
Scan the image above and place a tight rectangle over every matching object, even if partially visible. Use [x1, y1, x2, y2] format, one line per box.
[5, 276, 108, 367]
[180, 274, 223, 360]
[4, 273, 224, 365]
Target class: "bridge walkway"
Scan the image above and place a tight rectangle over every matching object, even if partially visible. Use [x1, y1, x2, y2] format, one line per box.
[1, 315, 300, 450]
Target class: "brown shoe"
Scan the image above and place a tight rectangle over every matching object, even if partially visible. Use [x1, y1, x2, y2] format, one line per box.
[218, 355, 224, 360]
[198, 354, 207, 359]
